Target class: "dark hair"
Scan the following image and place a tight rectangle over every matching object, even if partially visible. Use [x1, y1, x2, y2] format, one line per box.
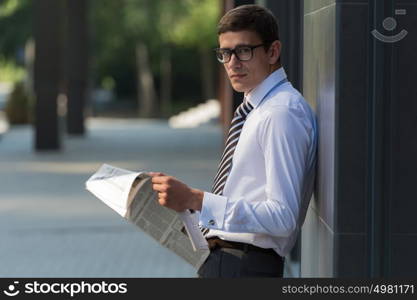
[217, 4, 280, 50]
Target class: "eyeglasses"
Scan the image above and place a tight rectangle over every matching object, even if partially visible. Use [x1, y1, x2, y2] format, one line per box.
[214, 44, 265, 63]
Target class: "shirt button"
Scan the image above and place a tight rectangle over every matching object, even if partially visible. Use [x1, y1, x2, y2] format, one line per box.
[208, 220, 215, 226]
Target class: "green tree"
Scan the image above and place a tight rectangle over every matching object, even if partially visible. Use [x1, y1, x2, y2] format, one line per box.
[170, 0, 219, 101]
[0, 0, 32, 61]
[90, 0, 137, 98]
[123, 0, 219, 117]
[0, 0, 32, 84]
[91, 0, 219, 117]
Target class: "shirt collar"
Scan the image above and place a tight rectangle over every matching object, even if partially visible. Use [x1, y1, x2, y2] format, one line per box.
[244, 67, 287, 108]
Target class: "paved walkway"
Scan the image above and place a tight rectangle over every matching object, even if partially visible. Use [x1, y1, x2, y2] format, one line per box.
[0, 118, 222, 277]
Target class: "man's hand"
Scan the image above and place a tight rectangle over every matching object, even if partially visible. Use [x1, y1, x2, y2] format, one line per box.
[149, 172, 203, 212]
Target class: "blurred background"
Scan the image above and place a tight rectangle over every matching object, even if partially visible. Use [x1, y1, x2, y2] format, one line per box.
[0, 0, 220, 128]
[0, 0, 224, 278]
[1, 0, 416, 279]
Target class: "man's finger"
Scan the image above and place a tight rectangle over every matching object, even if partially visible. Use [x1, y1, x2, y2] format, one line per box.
[151, 176, 170, 184]
[148, 172, 165, 177]
[158, 192, 168, 199]
[152, 183, 166, 192]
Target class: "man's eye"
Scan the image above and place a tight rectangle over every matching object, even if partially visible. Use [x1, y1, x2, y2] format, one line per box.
[236, 47, 251, 54]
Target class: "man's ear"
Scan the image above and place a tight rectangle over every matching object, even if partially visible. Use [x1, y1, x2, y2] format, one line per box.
[268, 40, 281, 65]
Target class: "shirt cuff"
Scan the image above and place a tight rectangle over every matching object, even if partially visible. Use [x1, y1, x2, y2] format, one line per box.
[199, 192, 228, 230]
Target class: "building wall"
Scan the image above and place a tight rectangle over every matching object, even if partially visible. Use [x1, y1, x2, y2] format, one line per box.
[301, 0, 417, 277]
[301, 0, 336, 277]
[385, 0, 417, 277]
[231, 0, 417, 277]
[334, 0, 370, 277]
[301, 0, 372, 278]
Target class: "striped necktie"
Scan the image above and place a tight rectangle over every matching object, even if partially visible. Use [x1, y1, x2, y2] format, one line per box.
[211, 99, 254, 195]
[201, 99, 254, 236]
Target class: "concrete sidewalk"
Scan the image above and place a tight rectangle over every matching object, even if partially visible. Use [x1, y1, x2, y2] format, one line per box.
[0, 118, 222, 277]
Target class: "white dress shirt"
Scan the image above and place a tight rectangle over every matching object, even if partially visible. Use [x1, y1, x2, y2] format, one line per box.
[198, 67, 317, 257]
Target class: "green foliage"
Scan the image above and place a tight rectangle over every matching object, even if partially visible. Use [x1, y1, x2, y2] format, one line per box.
[5, 81, 33, 124]
[0, 0, 220, 108]
[0, 0, 32, 60]
[170, 0, 219, 49]
[101, 76, 116, 91]
[0, 57, 25, 82]
[0, 0, 20, 17]
[91, 0, 220, 100]
[90, 0, 137, 97]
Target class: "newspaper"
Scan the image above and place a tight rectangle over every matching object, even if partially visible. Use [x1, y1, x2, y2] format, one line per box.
[85, 164, 209, 269]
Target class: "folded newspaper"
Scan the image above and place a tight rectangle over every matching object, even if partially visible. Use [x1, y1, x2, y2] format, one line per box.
[85, 164, 209, 269]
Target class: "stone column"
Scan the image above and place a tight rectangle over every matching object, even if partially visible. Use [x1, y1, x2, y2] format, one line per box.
[34, 0, 64, 150]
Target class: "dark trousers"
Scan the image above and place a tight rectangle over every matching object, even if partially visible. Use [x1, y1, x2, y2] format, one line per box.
[197, 247, 284, 278]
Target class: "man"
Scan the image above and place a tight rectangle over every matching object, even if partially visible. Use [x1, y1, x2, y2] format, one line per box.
[150, 4, 317, 278]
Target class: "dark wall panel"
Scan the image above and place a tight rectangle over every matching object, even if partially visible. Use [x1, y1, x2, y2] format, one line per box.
[390, 3, 417, 235]
[335, 234, 367, 277]
[265, 0, 302, 91]
[389, 2, 417, 276]
[335, 2, 369, 235]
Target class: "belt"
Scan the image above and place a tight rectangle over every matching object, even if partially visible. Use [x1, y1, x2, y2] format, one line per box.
[207, 237, 278, 256]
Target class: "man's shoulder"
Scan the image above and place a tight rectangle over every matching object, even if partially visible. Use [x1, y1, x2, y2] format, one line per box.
[258, 83, 313, 119]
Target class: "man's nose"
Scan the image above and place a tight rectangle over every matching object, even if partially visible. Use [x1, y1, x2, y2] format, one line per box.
[227, 52, 242, 67]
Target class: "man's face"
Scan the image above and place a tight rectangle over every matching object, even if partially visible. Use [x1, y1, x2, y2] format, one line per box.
[219, 30, 278, 93]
